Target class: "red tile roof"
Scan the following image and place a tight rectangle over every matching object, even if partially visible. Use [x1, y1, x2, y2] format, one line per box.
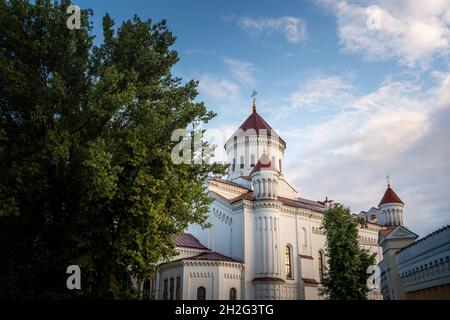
[250, 153, 278, 174]
[278, 196, 325, 212]
[230, 111, 286, 146]
[185, 251, 241, 263]
[173, 233, 208, 250]
[379, 227, 396, 238]
[230, 191, 254, 203]
[379, 185, 404, 206]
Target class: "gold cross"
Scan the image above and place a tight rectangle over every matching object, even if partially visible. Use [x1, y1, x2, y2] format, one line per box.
[251, 90, 257, 112]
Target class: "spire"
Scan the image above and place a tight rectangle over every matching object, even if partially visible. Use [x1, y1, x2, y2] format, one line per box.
[386, 174, 391, 187]
[379, 180, 404, 206]
[251, 90, 257, 113]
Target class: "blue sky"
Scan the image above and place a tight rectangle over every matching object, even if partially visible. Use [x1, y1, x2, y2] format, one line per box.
[76, 0, 450, 236]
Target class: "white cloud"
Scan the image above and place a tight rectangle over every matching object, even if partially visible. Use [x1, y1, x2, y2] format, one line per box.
[197, 74, 250, 117]
[288, 74, 355, 111]
[225, 16, 307, 44]
[198, 74, 240, 103]
[281, 72, 450, 236]
[224, 58, 256, 85]
[316, 0, 450, 68]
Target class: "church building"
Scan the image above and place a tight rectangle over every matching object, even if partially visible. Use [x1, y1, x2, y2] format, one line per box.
[145, 98, 416, 300]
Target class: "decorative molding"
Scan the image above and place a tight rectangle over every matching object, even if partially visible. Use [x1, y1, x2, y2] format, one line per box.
[189, 271, 213, 278]
[224, 273, 242, 280]
[184, 260, 243, 269]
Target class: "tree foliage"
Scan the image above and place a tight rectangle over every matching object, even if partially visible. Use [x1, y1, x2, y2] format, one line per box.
[319, 204, 376, 300]
[0, 0, 226, 299]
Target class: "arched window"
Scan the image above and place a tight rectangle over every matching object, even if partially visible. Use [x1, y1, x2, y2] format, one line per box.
[285, 245, 293, 279]
[302, 227, 307, 246]
[197, 286, 206, 300]
[318, 251, 325, 282]
[229, 288, 236, 300]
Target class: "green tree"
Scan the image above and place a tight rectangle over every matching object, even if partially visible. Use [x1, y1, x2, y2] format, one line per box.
[0, 0, 226, 299]
[319, 204, 376, 300]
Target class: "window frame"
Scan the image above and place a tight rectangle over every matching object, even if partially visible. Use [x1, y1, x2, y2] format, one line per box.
[285, 245, 293, 279]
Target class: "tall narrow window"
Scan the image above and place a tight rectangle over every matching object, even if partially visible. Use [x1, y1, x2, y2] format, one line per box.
[251, 154, 255, 167]
[169, 278, 174, 300]
[229, 288, 236, 300]
[302, 227, 307, 246]
[285, 246, 292, 279]
[197, 287, 206, 300]
[272, 156, 276, 169]
[232, 158, 235, 171]
[143, 278, 151, 300]
[318, 251, 324, 282]
[279, 159, 282, 172]
[163, 279, 169, 300]
[240, 155, 244, 169]
[175, 276, 181, 300]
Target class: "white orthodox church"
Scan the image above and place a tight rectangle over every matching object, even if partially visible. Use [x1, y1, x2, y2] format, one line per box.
[144, 99, 412, 300]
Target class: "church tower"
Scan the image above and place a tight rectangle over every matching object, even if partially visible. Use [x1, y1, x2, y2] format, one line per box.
[250, 154, 285, 298]
[377, 181, 405, 227]
[224, 93, 286, 180]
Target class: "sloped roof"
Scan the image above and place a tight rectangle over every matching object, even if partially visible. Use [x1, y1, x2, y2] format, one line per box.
[228, 110, 286, 146]
[239, 110, 273, 133]
[173, 233, 208, 250]
[379, 227, 396, 238]
[379, 185, 404, 206]
[184, 251, 241, 263]
[250, 153, 278, 174]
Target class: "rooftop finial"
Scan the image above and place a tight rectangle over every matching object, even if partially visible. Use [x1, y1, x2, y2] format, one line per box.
[251, 90, 257, 112]
[386, 175, 391, 187]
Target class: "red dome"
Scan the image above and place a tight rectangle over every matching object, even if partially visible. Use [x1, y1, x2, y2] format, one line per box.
[379, 185, 404, 206]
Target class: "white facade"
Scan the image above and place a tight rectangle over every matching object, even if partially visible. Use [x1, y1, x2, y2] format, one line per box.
[150, 107, 390, 300]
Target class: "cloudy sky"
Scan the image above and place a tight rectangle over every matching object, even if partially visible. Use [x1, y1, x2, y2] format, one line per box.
[79, 0, 450, 236]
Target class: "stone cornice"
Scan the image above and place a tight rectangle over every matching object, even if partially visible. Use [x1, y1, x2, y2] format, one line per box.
[184, 260, 243, 269]
[208, 179, 248, 196]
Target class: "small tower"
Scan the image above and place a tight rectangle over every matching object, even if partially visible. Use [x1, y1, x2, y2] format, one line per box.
[378, 179, 405, 227]
[250, 153, 279, 200]
[250, 153, 283, 295]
